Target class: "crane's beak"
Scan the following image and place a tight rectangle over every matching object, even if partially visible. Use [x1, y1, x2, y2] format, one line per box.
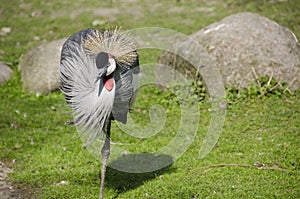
[95, 57, 116, 83]
[106, 57, 116, 76]
[95, 69, 105, 83]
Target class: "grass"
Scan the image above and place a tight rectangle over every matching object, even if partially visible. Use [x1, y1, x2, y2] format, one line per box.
[1, 0, 300, 198]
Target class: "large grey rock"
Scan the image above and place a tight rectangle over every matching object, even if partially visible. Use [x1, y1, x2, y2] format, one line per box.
[18, 38, 67, 94]
[0, 62, 13, 84]
[158, 12, 300, 91]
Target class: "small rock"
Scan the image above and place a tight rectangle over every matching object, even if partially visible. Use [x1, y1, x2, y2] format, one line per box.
[33, 36, 40, 41]
[0, 27, 11, 36]
[0, 62, 13, 84]
[55, 180, 69, 186]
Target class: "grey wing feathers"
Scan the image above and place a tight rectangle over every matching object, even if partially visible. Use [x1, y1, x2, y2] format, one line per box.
[60, 29, 114, 145]
[60, 28, 95, 102]
[59, 28, 139, 145]
[112, 67, 133, 123]
[112, 52, 139, 123]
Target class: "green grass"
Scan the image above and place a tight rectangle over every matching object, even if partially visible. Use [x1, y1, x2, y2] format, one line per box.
[1, 0, 300, 198]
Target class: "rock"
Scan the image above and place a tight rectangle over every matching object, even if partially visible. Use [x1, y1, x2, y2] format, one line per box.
[18, 38, 67, 94]
[158, 12, 300, 91]
[0, 62, 13, 84]
[0, 27, 11, 36]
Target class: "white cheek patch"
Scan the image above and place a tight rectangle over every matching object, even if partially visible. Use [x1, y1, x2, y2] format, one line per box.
[106, 58, 116, 75]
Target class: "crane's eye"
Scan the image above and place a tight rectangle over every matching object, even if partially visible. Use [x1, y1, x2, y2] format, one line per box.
[96, 52, 109, 69]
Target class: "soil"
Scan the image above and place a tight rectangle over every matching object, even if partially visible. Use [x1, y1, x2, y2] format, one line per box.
[0, 161, 22, 199]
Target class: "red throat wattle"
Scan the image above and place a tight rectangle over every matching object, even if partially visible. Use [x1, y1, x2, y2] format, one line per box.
[103, 75, 114, 91]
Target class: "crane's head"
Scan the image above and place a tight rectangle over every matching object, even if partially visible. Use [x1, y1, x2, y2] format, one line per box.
[96, 52, 116, 75]
[95, 52, 116, 92]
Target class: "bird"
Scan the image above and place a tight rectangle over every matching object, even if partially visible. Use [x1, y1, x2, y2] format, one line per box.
[59, 28, 139, 199]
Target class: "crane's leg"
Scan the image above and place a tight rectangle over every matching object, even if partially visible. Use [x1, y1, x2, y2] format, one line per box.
[99, 120, 111, 199]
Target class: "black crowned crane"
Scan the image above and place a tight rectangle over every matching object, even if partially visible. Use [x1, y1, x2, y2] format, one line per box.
[59, 28, 139, 199]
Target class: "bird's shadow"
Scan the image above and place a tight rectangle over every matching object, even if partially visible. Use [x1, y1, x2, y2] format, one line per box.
[103, 153, 175, 193]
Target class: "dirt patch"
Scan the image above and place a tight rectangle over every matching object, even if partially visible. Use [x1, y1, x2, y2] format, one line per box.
[0, 161, 22, 199]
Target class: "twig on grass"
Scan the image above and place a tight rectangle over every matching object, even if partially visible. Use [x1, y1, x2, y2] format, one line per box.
[266, 71, 273, 87]
[251, 67, 261, 86]
[283, 77, 296, 94]
[190, 163, 286, 172]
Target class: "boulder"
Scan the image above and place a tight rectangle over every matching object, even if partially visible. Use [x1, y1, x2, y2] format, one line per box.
[0, 62, 13, 84]
[158, 12, 300, 91]
[18, 38, 67, 94]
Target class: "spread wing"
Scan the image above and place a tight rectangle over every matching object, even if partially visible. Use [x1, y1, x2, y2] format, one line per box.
[59, 28, 139, 149]
[60, 29, 115, 145]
